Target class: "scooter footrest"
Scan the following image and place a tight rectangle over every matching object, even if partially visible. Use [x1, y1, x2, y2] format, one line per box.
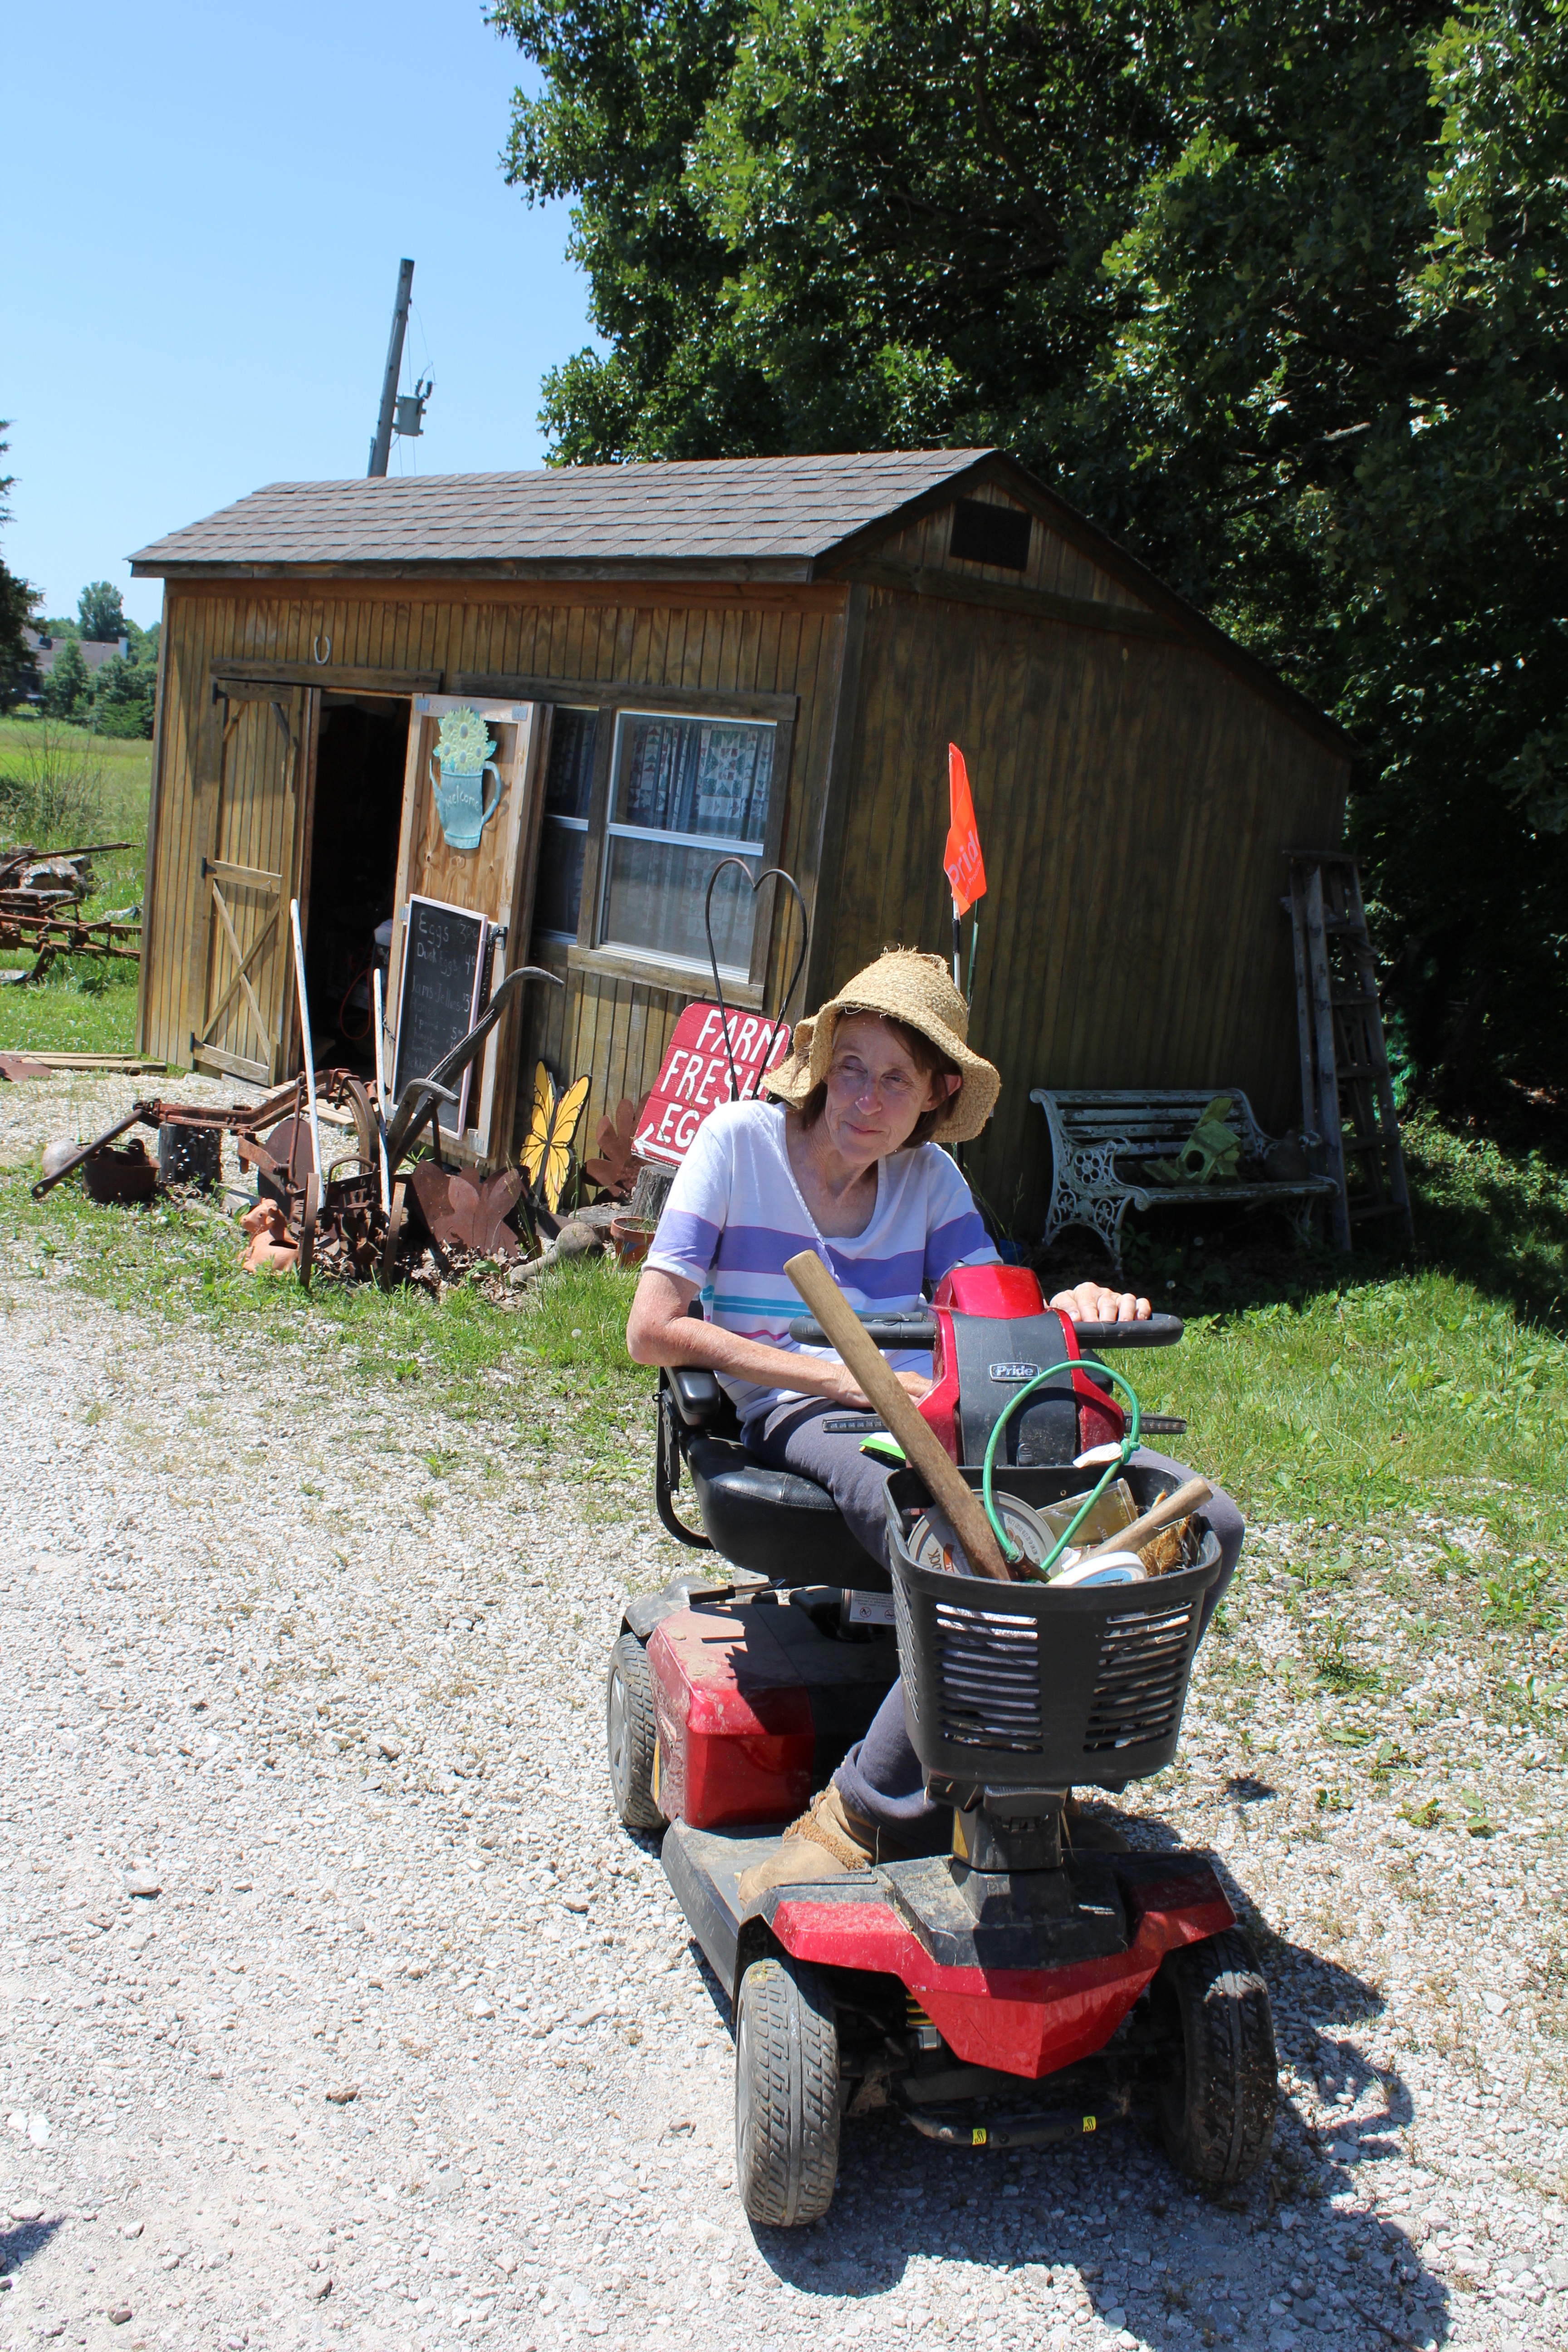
[882, 1850, 1128, 1972]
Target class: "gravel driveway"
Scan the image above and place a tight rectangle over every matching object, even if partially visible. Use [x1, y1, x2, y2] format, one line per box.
[1, 1074, 1565, 2352]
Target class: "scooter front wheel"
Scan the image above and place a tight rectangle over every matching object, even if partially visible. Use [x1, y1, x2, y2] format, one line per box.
[606, 1634, 666, 1831]
[735, 1954, 839, 2228]
[1154, 1927, 1279, 2188]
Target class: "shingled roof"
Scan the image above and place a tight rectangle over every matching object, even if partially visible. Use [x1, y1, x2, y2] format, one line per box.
[128, 446, 1348, 750]
[128, 450, 996, 580]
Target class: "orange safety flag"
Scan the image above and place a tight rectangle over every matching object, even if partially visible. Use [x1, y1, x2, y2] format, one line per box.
[944, 744, 987, 916]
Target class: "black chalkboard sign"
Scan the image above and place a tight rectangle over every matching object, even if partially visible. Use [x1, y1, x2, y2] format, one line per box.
[391, 896, 488, 1136]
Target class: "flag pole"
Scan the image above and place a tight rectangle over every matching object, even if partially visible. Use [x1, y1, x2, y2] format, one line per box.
[952, 902, 962, 992]
[965, 913, 979, 1003]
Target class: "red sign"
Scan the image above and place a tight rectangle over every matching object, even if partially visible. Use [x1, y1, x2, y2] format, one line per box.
[944, 742, 987, 917]
[633, 1004, 794, 1167]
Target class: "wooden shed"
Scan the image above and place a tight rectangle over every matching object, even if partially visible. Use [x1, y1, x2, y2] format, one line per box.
[128, 449, 1348, 1230]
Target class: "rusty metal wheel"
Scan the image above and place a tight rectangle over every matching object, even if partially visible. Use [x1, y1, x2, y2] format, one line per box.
[328, 1072, 377, 1174]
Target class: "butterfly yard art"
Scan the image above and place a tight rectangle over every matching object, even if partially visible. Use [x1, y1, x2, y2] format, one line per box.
[406, 1162, 527, 1263]
[521, 1062, 592, 1214]
[582, 1093, 649, 1202]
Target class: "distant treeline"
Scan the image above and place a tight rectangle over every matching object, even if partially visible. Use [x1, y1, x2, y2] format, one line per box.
[14, 583, 158, 739]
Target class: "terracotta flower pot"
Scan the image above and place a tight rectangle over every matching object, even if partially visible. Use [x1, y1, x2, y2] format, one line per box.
[610, 1213, 657, 1266]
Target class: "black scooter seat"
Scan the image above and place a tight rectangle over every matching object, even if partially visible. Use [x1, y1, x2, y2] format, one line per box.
[685, 1434, 887, 1589]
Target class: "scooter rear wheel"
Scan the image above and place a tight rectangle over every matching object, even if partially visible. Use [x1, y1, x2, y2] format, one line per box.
[1154, 1927, 1278, 2188]
[735, 1954, 840, 2228]
[606, 1633, 666, 1831]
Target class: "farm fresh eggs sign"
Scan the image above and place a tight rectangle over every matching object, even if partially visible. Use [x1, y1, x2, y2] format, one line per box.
[633, 1005, 792, 1167]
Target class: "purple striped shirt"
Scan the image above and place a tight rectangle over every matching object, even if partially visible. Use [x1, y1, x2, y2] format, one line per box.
[645, 1100, 998, 1423]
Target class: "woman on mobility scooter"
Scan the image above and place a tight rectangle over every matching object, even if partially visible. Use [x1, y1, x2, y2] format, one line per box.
[626, 947, 1245, 1896]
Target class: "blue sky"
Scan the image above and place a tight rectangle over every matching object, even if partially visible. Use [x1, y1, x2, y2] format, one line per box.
[1, 3, 593, 627]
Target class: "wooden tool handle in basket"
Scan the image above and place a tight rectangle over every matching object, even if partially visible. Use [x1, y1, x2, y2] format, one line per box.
[1073, 1475, 1212, 1570]
[784, 1250, 1013, 1583]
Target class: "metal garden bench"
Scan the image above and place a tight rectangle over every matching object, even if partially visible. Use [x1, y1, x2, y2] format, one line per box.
[1029, 1087, 1337, 1268]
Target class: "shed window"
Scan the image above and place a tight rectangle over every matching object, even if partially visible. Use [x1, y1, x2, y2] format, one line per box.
[949, 497, 1032, 572]
[534, 706, 598, 939]
[598, 712, 776, 975]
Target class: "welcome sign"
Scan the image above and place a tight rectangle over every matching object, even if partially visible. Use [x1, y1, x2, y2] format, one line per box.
[633, 1004, 793, 1167]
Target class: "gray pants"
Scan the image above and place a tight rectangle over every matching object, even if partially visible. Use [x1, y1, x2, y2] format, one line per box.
[747, 1399, 1245, 1857]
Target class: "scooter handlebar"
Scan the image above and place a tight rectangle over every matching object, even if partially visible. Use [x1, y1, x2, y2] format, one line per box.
[784, 1311, 1184, 1350]
[788, 1313, 936, 1348]
[1070, 1315, 1185, 1348]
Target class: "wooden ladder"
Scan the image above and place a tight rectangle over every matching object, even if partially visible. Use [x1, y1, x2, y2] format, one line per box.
[1284, 851, 1414, 1252]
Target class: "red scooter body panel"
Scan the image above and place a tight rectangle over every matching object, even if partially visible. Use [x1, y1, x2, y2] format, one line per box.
[936, 1263, 1047, 1319]
[647, 1608, 814, 1829]
[769, 1869, 1234, 2078]
[918, 1264, 1122, 1460]
[919, 1265, 1048, 1460]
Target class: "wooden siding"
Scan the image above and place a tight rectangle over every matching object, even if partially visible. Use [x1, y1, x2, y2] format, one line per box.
[139, 548, 1343, 1234]
[140, 582, 850, 1162]
[186, 683, 305, 1084]
[821, 587, 1346, 1232]
[871, 483, 1148, 610]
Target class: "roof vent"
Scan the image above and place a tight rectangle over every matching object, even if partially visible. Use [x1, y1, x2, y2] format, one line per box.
[949, 498, 1031, 573]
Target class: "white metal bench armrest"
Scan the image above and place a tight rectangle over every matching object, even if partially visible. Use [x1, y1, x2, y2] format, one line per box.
[1029, 1085, 1328, 1265]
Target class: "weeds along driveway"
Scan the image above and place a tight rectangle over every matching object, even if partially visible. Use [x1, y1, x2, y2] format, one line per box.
[0, 1076, 1566, 2352]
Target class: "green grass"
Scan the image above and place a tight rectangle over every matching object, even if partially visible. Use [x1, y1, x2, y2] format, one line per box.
[5, 1098, 1563, 1598]
[1129, 1268, 1566, 1558]
[1103, 1107, 1568, 1744]
[0, 717, 1561, 1623]
[1400, 1109, 1567, 1326]
[1112, 1108, 1568, 1571]
[0, 711, 151, 1056]
[0, 1169, 650, 1485]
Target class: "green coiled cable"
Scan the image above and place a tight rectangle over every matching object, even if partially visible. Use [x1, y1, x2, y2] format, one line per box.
[980, 1356, 1142, 1578]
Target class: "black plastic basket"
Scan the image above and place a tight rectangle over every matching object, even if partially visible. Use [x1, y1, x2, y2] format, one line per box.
[884, 1465, 1223, 1792]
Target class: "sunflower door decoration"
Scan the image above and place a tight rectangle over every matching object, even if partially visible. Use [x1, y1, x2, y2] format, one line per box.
[520, 1062, 592, 1212]
[429, 705, 505, 852]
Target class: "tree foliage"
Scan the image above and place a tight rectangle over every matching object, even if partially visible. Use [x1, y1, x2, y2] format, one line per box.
[494, 0, 1568, 1098]
[77, 579, 127, 642]
[0, 425, 39, 711]
[93, 644, 158, 739]
[41, 636, 92, 722]
[27, 603, 158, 735]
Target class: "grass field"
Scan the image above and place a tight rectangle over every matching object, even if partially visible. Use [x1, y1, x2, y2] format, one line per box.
[2, 718, 1562, 1642]
[3, 1107, 1563, 1566]
[0, 711, 150, 1054]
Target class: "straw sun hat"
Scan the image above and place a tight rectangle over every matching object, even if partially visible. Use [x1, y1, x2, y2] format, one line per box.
[762, 948, 1000, 1146]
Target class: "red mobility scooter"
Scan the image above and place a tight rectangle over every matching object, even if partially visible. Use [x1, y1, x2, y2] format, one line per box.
[605, 1265, 1278, 2226]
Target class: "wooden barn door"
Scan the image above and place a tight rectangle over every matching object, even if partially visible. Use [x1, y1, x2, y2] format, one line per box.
[386, 694, 549, 1164]
[187, 678, 310, 1085]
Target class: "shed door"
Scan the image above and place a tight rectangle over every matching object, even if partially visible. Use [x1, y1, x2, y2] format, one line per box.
[187, 678, 309, 1086]
[385, 695, 549, 1164]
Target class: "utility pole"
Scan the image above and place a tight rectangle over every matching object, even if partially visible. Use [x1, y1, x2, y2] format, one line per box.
[367, 258, 415, 479]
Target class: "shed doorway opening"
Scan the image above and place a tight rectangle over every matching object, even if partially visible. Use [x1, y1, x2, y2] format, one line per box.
[301, 692, 410, 1076]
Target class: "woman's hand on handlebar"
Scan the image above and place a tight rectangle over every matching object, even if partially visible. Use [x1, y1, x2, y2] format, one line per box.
[1049, 1277, 1152, 1324]
[814, 1361, 932, 1409]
